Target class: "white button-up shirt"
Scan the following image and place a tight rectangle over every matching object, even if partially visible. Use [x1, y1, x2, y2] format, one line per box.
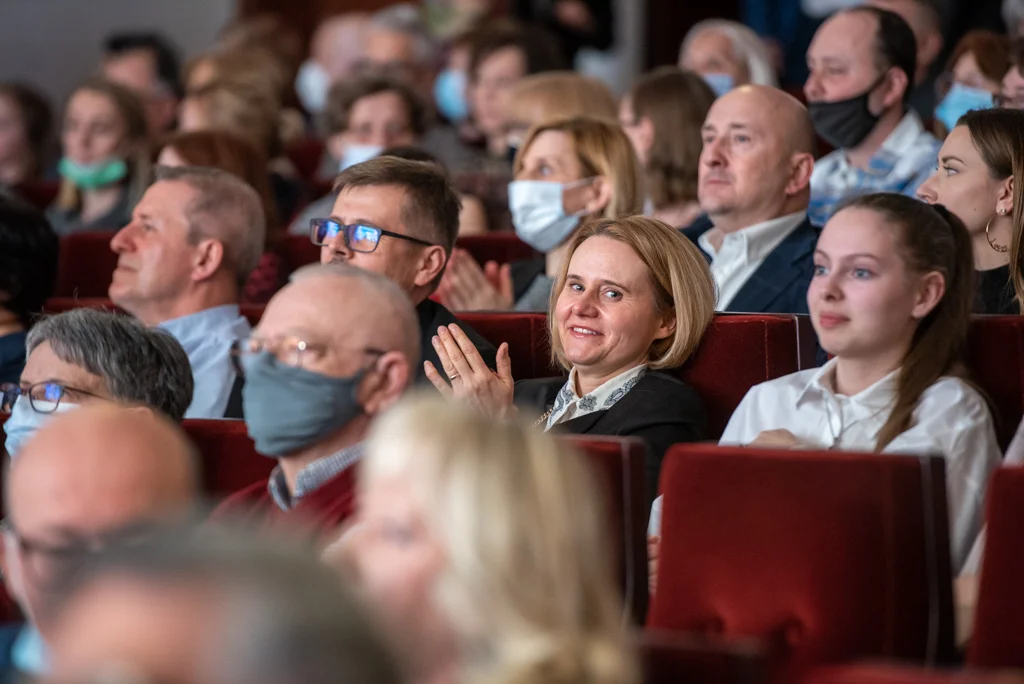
[698, 211, 807, 311]
[721, 359, 1002, 572]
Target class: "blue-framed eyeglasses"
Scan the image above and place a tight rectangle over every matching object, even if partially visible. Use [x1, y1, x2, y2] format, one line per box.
[309, 218, 435, 252]
[0, 382, 104, 414]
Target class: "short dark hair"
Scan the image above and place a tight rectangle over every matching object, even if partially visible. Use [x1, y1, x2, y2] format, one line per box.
[468, 19, 566, 82]
[846, 6, 919, 101]
[0, 196, 57, 327]
[332, 156, 461, 256]
[0, 83, 53, 177]
[104, 31, 182, 98]
[321, 76, 429, 138]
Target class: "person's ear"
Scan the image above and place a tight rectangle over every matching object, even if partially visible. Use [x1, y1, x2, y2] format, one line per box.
[191, 239, 226, 282]
[653, 309, 676, 342]
[785, 152, 815, 196]
[911, 270, 946, 319]
[583, 176, 613, 215]
[359, 351, 410, 415]
[412, 245, 448, 289]
[877, 67, 909, 111]
[997, 175, 1014, 216]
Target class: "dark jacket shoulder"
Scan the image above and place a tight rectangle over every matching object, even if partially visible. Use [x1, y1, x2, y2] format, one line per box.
[416, 299, 498, 384]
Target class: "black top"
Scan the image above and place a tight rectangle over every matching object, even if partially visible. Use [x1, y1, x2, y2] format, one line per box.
[514, 371, 706, 504]
[416, 299, 498, 384]
[0, 332, 26, 386]
[976, 265, 1019, 315]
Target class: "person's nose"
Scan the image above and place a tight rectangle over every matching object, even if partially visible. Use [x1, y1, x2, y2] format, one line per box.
[325, 230, 353, 263]
[804, 71, 824, 102]
[916, 171, 939, 204]
[110, 222, 136, 254]
[701, 137, 726, 168]
[571, 288, 601, 318]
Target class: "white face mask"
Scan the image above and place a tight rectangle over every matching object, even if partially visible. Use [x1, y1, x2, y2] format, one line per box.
[4, 398, 77, 460]
[508, 178, 596, 252]
[295, 59, 330, 114]
[340, 144, 384, 171]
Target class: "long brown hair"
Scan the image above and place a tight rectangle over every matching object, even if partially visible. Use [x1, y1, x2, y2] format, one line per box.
[840, 194, 975, 450]
[626, 67, 715, 209]
[960, 108, 1024, 312]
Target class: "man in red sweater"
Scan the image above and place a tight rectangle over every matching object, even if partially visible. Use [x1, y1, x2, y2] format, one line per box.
[212, 263, 419, 539]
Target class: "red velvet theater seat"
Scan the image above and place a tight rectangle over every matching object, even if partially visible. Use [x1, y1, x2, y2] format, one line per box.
[639, 630, 767, 684]
[283, 235, 321, 270]
[456, 312, 555, 379]
[14, 180, 60, 211]
[456, 234, 537, 265]
[54, 231, 121, 298]
[968, 465, 1024, 669]
[565, 435, 648, 622]
[649, 445, 956, 683]
[967, 316, 1024, 449]
[806, 663, 1015, 684]
[182, 419, 273, 500]
[284, 137, 326, 183]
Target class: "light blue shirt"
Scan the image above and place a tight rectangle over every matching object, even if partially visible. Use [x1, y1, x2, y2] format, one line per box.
[11, 624, 48, 676]
[159, 305, 251, 419]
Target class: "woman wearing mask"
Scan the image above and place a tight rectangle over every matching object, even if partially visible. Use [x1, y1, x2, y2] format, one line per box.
[47, 79, 149, 236]
[424, 215, 716, 498]
[917, 108, 1024, 314]
[335, 394, 639, 684]
[679, 19, 778, 95]
[440, 116, 643, 311]
[934, 31, 1008, 135]
[619, 67, 715, 230]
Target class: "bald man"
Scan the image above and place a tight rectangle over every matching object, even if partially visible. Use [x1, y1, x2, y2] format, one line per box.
[0, 405, 197, 680]
[297, 13, 369, 115]
[683, 84, 818, 315]
[867, 0, 944, 116]
[211, 263, 419, 537]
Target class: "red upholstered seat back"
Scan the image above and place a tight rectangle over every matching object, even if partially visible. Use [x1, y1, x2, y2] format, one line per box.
[182, 419, 273, 500]
[639, 631, 767, 684]
[806, 663, 1016, 684]
[456, 234, 537, 265]
[283, 235, 321, 271]
[649, 444, 956, 682]
[15, 180, 60, 211]
[968, 465, 1024, 668]
[966, 316, 1024, 449]
[55, 232, 120, 298]
[456, 312, 555, 379]
[284, 137, 326, 182]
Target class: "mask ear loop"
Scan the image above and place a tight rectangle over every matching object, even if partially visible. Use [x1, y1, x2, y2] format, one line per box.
[563, 176, 601, 218]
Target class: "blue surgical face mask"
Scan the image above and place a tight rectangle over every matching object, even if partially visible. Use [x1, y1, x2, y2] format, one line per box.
[702, 72, 735, 97]
[434, 68, 469, 123]
[340, 144, 384, 171]
[58, 157, 128, 191]
[508, 178, 595, 252]
[296, 59, 330, 114]
[241, 351, 370, 457]
[4, 399, 77, 459]
[935, 83, 994, 131]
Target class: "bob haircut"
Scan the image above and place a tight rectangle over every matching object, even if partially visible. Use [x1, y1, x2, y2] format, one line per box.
[505, 71, 617, 133]
[548, 215, 716, 372]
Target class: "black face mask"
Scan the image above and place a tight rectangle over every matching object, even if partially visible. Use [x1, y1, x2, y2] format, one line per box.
[807, 76, 886, 149]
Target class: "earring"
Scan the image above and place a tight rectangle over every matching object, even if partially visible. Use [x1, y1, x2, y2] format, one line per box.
[986, 215, 1010, 253]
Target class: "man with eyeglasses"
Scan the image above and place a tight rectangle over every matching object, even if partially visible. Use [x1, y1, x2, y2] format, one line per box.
[211, 263, 419, 535]
[314, 155, 497, 384]
[0, 405, 198, 680]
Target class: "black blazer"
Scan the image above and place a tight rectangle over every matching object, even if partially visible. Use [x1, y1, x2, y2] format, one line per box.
[417, 299, 498, 384]
[514, 371, 706, 504]
[682, 215, 819, 315]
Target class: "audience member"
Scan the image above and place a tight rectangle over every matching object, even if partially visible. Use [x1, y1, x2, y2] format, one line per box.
[47, 79, 149, 236]
[215, 14, 305, 92]
[934, 31, 1008, 133]
[917, 108, 1024, 314]
[998, 37, 1024, 108]
[313, 156, 497, 379]
[679, 19, 779, 94]
[361, 4, 440, 101]
[805, 6, 940, 226]
[184, 47, 288, 112]
[511, 0, 615, 66]
[101, 32, 182, 137]
[0, 83, 53, 190]
[108, 165, 263, 419]
[334, 393, 638, 684]
[684, 85, 817, 314]
[620, 67, 715, 229]
[720, 193, 1000, 572]
[211, 264, 418, 536]
[157, 130, 288, 304]
[2, 308, 194, 458]
[426, 215, 715, 498]
[434, 30, 475, 127]
[47, 528, 401, 684]
[295, 13, 370, 115]
[442, 115, 643, 312]
[0, 405, 198, 680]
[867, 0, 945, 117]
[0, 197, 57, 385]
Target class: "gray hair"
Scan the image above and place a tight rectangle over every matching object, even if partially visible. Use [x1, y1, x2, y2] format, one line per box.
[65, 526, 402, 684]
[680, 20, 778, 88]
[289, 263, 421, 369]
[369, 3, 439, 65]
[1006, 0, 1024, 37]
[154, 165, 266, 288]
[26, 308, 194, 422]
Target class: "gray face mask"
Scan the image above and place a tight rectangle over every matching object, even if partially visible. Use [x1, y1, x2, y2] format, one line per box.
[241, 351, 371, 457]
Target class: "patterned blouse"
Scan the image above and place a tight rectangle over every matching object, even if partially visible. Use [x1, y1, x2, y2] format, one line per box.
[544, 365, 648, 430]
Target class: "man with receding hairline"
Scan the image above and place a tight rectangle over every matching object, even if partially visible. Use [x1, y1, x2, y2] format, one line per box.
[683, 85, 818, 315]
[0, 405, 198, 679]
[211, 263, 418, 536]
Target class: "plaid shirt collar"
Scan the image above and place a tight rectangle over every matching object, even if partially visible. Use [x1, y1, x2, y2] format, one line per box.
[268, 442, 363, 511]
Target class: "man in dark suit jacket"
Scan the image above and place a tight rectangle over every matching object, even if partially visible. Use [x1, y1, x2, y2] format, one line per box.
[687, 84, 819, 315]
[317, 156, 497, 382]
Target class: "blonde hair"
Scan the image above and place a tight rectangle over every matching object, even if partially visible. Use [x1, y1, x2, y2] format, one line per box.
[514, 117, 644, 219]
[183, 79, 283, 158]
[361, 394, 639, 684]
[549, 216, 716, 371]
[506, 72, 617, 130]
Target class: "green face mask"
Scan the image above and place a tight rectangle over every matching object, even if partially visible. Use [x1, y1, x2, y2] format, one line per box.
[58, 157, 128, 190]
